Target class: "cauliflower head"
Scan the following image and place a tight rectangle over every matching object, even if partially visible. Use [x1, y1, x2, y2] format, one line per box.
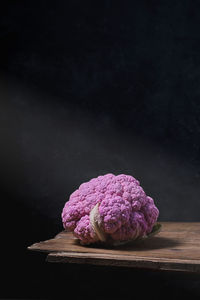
[62, 173, 160, 245]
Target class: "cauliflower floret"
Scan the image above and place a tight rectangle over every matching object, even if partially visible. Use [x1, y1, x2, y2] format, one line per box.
[62, 173, 159, 245]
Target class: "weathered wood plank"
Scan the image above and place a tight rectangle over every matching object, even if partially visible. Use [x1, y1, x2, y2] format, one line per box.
[47, 252, 200, 273]
[28, 222, 200, 273]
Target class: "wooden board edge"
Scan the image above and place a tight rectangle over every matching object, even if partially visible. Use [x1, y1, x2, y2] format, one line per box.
[27, 231, 75, 251]
[46, 251, 200, 273]
[27, 243, 50, 252]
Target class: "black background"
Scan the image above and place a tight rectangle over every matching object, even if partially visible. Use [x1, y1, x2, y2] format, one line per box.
[1, 0, 200, 299]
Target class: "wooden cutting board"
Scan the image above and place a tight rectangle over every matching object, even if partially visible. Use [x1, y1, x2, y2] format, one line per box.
[28, 222, 200, 273]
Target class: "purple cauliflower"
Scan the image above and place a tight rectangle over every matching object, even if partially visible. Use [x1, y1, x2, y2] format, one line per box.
[62, 173, 160, 245]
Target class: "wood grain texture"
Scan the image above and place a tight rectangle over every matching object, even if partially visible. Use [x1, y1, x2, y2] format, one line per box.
[28, 222, 200, 273]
